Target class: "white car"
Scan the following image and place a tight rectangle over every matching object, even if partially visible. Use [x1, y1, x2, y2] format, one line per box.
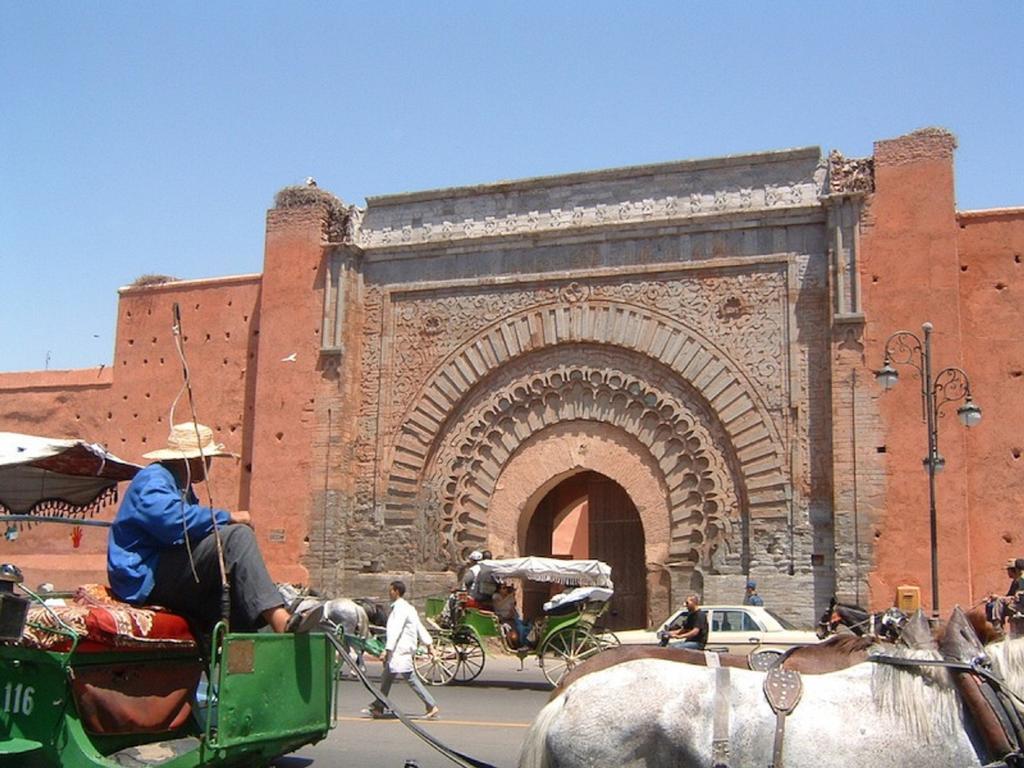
[616, 605, 821, 655]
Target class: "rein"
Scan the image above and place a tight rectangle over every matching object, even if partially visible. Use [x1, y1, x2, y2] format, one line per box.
[869, 653, 1024, 710]
[319, 621, 497, 768]
[170, 302, 231, 624]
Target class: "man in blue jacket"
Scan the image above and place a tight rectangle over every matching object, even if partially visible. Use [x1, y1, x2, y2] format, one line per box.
[108, 422, 289, 634]
[743, 580, 764, 606]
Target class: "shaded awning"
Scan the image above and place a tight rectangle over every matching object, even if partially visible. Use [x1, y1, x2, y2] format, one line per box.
[0, 432, 141, 517]
[475, 556, 613, 590]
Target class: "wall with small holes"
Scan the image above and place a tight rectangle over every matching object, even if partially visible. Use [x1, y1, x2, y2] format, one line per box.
[0, 275, 260, 587]
[857, 128, 1024, 611]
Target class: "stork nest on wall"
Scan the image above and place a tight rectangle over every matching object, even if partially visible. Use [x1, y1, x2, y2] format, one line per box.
[130, 274, 179, 287]
[274, 184, 349, 243]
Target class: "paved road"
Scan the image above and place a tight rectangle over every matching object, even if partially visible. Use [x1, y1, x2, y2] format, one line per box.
[277, 652, 554, 768]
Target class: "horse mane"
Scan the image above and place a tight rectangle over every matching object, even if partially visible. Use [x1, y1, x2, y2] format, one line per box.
[870, 645, 960, 741]
[834, 602, 871, 622]
[932, 603, 1005, 646]
[989, 636, 1024, 695]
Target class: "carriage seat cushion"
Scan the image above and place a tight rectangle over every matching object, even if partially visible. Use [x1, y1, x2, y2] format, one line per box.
[21, 584, 197, 652]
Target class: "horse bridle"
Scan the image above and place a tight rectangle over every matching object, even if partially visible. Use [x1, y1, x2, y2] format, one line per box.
[822, 608, 906, 641]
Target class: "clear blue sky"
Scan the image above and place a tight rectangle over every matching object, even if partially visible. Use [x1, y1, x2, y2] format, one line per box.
[2, 2, 1021, 372]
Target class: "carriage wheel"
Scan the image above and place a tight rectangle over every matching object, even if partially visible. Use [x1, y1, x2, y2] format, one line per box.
[414, 635, 459, 686]
[450, 632, 485, 683]
[594, 628, 620, 648]
[540, 626, 603, 687]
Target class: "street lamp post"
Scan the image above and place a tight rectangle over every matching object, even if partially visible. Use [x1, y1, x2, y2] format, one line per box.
[875, 321, 982, 613]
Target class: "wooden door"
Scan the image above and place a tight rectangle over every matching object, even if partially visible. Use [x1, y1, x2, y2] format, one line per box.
[587, 474, 647, 630]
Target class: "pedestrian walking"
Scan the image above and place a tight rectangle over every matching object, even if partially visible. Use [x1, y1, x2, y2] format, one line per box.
[366, 580, 440, 720]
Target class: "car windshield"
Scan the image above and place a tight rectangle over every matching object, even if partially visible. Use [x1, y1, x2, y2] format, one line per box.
[765, 609, 797, 630]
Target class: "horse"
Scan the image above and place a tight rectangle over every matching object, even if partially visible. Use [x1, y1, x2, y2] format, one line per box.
[277, 583, 370, 650]
[353, 596, 389, 630]
[518, 635, 1024, 768]
[816, 596, 907, 641]
[551, 634, 875, 699]
[819, 598, 1004, 648]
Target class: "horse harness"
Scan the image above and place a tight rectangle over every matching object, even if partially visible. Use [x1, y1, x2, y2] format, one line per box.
[708, 635, 1024, 768]
[869, 652, 1024, 768]
[763, 667, 802, 768]
[708, 652, 804, 768]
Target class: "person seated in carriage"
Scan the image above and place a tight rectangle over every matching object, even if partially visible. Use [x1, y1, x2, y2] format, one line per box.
[461, 549, 498, 608]
[492, 581, 532, 649]
[107, 422, 291, 637]
[987, 557, 1024, 632]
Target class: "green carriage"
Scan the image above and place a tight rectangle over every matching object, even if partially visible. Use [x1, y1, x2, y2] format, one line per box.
[0, 433, 338, 768]
[414, 556, 619, 688]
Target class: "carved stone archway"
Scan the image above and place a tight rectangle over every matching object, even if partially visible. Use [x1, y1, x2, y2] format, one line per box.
[385, 301, 788, 540]
[391, 342, 752, 598]
[487, 420, 674, 621]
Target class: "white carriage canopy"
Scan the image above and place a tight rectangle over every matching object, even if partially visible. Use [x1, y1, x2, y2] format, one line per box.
[0, 432, 141, 517]
[476, 556, 614, 590]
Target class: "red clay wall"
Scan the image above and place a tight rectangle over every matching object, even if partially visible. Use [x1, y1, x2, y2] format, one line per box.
[0, 368, 116, 584]
[858, 128, 973, 611]
[859, 129, 1024, 610]
[957, 208, 1024, 599]
[3, 135, 1021, 614]
[246, 206, 330, 585]
[0, 275, 261, 588]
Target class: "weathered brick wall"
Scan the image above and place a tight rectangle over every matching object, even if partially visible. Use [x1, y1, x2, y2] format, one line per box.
[857, 128, 971, 611]
[0, 275, 261, 588]
[957, 208, 1024, 599]
[4, 130, 1020, 628]
[322, 148, 836, 625]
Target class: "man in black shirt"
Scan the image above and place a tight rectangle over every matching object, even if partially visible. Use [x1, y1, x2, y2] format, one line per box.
[667, 594, 709, 650]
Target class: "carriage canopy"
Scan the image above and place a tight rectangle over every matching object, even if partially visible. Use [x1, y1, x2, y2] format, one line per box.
[0, 432, 141, 516]
[476, 556, 614, 590]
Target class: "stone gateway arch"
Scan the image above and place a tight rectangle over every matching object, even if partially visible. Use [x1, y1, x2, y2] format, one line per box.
[309, 145, 843, 628]
[6, 129, 1013, 622]
[383, 293, 792, 624]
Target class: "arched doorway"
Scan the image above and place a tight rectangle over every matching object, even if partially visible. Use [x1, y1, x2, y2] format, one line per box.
[524, 471, 647, 630]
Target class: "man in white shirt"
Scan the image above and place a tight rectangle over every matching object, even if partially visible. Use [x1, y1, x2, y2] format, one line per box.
[367, 580, 439, 719]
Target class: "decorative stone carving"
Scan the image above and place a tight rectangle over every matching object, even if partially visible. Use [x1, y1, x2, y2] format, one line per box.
[412, 349, 744, 571]
[560, 282, 590, 304]
[383, 295, 792, 572]
[352, 179, 823, 249]
[389, 268, 788, 416]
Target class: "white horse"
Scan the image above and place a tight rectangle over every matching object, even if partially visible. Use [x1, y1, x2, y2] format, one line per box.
[518, 638, 1024, 768]
[278, 583, 370, 639]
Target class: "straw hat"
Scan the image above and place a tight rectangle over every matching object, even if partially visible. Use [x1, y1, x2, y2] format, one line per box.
[143, 422, 238, 461]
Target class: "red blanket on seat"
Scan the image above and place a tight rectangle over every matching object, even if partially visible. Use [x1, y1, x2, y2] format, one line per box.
[21, 584, 196, 652]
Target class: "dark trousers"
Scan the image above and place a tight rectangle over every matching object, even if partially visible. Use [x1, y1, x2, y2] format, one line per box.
[147, 524, 284, 635]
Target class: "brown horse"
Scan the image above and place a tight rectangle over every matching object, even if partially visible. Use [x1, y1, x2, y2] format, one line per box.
[819, 600, 1001, 646]
[551, 634, 874, 699]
